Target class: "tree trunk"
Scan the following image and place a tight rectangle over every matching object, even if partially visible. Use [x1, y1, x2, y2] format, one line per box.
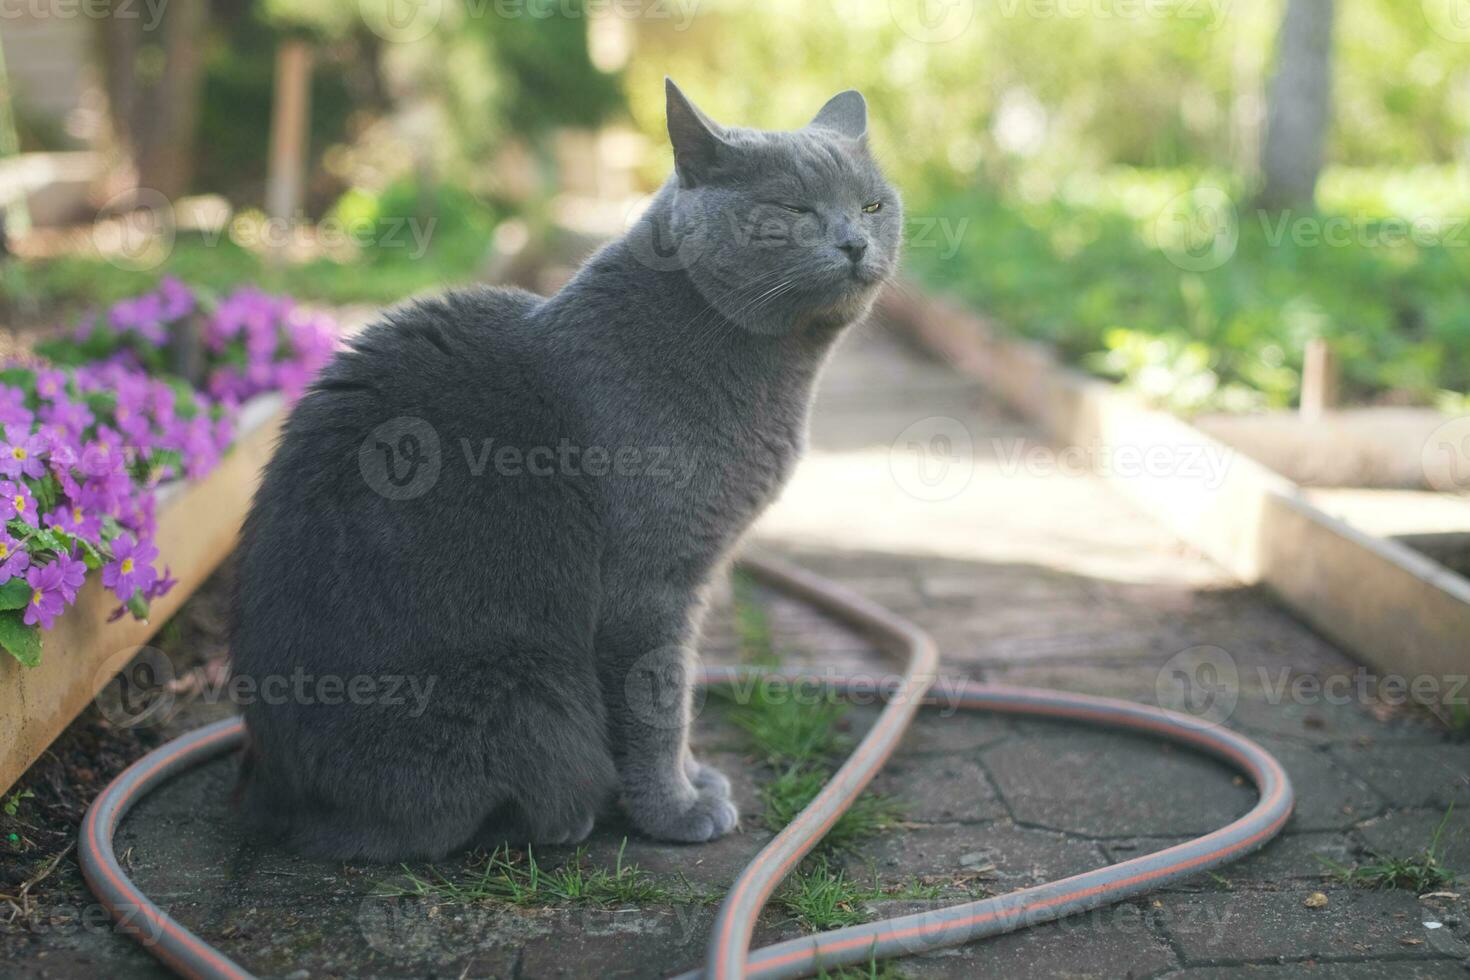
[97, 2, 140, 162]
[133, 0, 208, 200]
[96, 0, 208, 201]
[1258, 0, 1335, 211]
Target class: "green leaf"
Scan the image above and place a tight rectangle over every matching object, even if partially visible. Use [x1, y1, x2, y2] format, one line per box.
[0, 578, 30, 610]
[146, 449, 184, 481]
[76, 537, 105, 569]
[0, 368, 35, 394]
[26, 528, 66, 554]
[84, 391, 116, 420]
[0, 611, 42, 667]
[126, 590, 150, 623]
[46, 527, 75, 556]
[26, 474, 59, 514]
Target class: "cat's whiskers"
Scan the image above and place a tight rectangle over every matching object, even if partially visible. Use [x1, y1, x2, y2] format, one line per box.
[681, 267, 794, 340]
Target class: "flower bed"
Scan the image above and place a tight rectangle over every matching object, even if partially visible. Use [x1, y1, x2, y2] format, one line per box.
[1, 279, 337, 792]
[0, 279, 335, 668]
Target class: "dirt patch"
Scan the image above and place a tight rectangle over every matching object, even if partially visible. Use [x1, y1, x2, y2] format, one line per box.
[1, 559, 238, 943]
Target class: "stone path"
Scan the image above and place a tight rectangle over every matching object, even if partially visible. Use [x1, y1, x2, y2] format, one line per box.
[7, 322, 1469, 978]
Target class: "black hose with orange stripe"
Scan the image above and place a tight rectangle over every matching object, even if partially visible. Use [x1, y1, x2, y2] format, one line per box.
[79, 554, 1293, 980]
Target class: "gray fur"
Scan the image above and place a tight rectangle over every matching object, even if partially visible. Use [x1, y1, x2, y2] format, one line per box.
[230, 80, 902, 861]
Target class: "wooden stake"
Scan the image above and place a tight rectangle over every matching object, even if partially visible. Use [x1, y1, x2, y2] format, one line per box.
[1300, 337, 1338, 420]
[265, 38, 313, 263]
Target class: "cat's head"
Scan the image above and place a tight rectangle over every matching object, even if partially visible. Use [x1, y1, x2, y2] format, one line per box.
[639, 79, 903, 336]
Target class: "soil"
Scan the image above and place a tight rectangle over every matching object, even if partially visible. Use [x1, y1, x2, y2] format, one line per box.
[0, 559, 238, 946]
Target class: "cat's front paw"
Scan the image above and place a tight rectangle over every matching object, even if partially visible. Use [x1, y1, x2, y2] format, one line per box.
[628, 779, 738, 843]
[684, 756, 732, 798]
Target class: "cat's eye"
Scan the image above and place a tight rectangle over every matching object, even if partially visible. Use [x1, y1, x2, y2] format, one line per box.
[863, 201, 883, 214]
[779, 203, 809, 214]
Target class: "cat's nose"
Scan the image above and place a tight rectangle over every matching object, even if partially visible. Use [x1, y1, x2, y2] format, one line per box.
[838, 238, 868, 264]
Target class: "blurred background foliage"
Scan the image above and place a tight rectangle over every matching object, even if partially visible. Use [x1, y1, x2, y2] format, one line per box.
[2, 0, 1467, 410]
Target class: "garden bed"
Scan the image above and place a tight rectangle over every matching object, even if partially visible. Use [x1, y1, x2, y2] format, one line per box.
[904, 175, 1470, 416]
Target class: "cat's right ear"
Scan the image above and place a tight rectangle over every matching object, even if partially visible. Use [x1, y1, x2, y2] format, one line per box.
[665, 78, 727, 188]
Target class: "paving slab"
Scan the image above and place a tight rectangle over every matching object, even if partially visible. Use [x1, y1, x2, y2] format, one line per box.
[1327, 743, 1470, 810]
[980, 732, 1259, 838]
[1156, 887, 1465, 963]
[839, 819, 1110, 893]
[900, 902, 1179, 978]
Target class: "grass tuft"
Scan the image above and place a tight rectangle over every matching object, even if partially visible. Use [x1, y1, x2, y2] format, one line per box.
[724, 574, 905, 849]
[383, 839, 690, 908]
[776, 857, 945, 933]
[733, 570, 779, 668]
[1320, 805, 1460, 892]
[812, 943, 911, 979]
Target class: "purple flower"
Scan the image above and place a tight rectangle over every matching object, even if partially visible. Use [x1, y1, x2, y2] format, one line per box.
[102, 533, 158, 601]
[79, 472, 132, 513]
[112, 375, 151, 438]
[23, 562, 66, 629]
[34, 370, 68, 402]
[49, 447, 83, 502]
[147, 382, 177, 427]
[44, 503, 102, 542]
[0, 480, 37, 523]
[157, 277, 195, 321]
[117, 491, 157, 540]
[52, 550, 88, 604]
[80, 430, 126, 478]
[147, 564, 176, 600]
[109, 293, 167, 345]
[0, 533, 30, 583]
[0, 425, 48, 479]
[0, 386, 32, 429]
[39, 396, 94, 436]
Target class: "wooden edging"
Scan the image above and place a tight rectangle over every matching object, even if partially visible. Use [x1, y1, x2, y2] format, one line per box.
[878, 286, 1470, 703]
[0, 397, 284, 794]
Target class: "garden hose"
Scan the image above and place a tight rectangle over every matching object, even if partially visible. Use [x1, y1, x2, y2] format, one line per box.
[79, 553, 1294, 980]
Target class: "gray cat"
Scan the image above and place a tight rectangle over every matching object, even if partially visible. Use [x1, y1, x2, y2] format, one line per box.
[230, 80, 903, 861]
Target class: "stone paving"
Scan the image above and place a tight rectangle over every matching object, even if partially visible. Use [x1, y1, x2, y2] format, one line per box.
[7, 322, 1470, 978]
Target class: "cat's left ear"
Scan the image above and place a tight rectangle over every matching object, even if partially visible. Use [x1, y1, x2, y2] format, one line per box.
[808, 90, 868, 142]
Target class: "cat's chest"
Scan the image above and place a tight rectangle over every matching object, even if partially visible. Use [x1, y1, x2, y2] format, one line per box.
[601, 401, 807, 572]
